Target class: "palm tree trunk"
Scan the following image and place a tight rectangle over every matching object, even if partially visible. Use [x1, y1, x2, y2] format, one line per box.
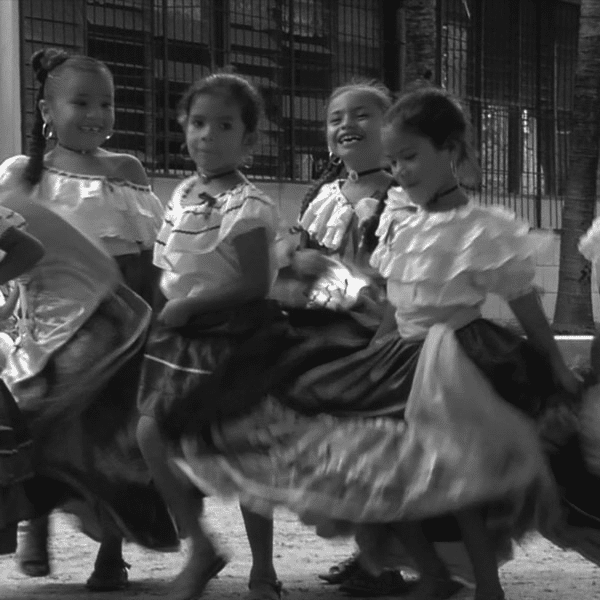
[554, 0, 600, 333]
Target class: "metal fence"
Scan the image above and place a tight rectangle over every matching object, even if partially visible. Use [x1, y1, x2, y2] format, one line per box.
[19, 0, 580, 227]
[439, 0, 580, 229]
[19, 0, 388, 181]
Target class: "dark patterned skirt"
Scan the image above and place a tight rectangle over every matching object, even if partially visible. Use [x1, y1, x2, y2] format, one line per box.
[272, 317, 558, 419]
[0, 379, 34, 554]
[14, 285, 178, 550]
[138, 299, 290, 441]
[172, 316, 598, 571]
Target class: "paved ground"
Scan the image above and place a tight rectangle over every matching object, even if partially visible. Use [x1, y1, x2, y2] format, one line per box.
[0, 498, 598, 600]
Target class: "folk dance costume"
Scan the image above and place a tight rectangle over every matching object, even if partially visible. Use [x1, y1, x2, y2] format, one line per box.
[0, 207, 35, 554]
[0, 155, 164, 306]
[175, 201, 587, 572]
[0, 156, 177, 550]
[138, 176, 287, 442]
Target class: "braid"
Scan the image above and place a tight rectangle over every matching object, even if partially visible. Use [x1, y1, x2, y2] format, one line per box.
[299, 157, 344, 218]
[360, 186, 389, 254]
[23, 48, 71, 186]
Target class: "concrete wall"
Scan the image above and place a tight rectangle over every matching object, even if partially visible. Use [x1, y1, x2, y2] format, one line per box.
[151, 175, 600, 326]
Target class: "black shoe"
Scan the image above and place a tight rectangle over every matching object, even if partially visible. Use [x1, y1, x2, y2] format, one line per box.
[86, 559, 130, 591]
[317, 553, 361, 584]
[339, 568, 416, 597]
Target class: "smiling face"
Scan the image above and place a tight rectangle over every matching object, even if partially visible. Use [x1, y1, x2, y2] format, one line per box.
[382, 124, 456, 208]
[184, 91, 255, 175]
[326, 89, 386, 170]
[40, 67, 115, 152]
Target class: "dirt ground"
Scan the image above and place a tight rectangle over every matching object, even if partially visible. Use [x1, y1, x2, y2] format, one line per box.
[0, 498, 598, 600]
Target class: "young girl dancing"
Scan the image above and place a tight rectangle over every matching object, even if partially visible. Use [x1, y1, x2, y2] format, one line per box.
[174, 86, 584, 600]
[136, 72, 285, 600]
[273, 81, 417, 596]
[0, 207, 44, 555]
[0, 47, 169, 589]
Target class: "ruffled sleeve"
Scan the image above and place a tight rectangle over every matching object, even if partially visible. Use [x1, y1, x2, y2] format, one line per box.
[0, 155, 28, 192]
[383, 203, 551, 302]
[299, 181, 354, 251]
[579, 218, 600, 263]
[37, 169, 164, 251]
[370, 186, 416, 273]
[0, 156, 30, 236]
[155, 180, 279, 272]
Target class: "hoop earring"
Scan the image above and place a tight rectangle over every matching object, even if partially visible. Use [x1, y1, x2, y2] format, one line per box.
[104, 130, 114, 141]
[328, 150, 341, 166]
[42, 121, 55, 140]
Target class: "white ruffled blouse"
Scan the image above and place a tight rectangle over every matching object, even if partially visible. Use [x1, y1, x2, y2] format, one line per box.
[373, 202, 551, 340]
[579, 218, 600, 264]
[0, 155, 163, 257]
[370, 186, 416, 273]
[299, 180, 382, 264]
[155, 175, 280, 301]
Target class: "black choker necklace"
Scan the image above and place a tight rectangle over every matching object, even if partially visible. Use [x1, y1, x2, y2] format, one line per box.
[430, 184, 460, 204]
[347, 167, 384, 183]
[57, 142, 95, 155]
[197, 169, 237, 184]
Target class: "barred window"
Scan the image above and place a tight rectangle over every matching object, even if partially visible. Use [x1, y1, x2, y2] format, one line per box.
[440, 0, 579, 229]
[20, 0, 387, 181]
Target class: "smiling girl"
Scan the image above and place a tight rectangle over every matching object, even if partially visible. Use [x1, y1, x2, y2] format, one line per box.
[136, 72, 286, 600]
[0, 47, 168, 590]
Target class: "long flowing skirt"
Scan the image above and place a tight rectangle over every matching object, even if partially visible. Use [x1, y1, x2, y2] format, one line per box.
[174, 319, 595, 570]
[138, 299, 290, 441]
[14, 285, 178, 550]
[0, 379, 34, 554]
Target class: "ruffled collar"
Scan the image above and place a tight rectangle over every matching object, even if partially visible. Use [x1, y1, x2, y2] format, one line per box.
[299, 180, 382, 251]
[374, 200, 549, 281]
[43, 165, 152, 192]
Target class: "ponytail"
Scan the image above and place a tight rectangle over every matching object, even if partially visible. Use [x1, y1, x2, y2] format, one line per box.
[360, 188, 388, 254]
[23, 48, 72, 186]
[299, 157, 345, 218]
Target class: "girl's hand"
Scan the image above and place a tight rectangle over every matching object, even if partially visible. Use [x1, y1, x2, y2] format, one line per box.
[550, 353, 582, 396]
[158, 299, 190, 327]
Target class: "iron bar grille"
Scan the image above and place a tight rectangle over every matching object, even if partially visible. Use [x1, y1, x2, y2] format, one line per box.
[439, 0, 579, 229]
[19, 0, 385, 182]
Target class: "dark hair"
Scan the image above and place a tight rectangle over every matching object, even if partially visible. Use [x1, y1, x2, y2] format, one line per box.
[177, 71, 264, 134]
[326, 79, 393, 117]
[300, 80, 393, 251]
[384, 84, 480, 187]
[24, 48, 113, 186]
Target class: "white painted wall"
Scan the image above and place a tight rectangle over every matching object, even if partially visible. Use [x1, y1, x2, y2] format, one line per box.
[0, 1, 22, 162]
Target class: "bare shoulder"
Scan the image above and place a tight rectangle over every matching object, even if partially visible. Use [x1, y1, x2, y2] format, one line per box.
[99, 151, 150, 186]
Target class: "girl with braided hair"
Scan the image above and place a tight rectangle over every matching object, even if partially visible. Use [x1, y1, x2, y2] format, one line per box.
[0, 47, 173, 590]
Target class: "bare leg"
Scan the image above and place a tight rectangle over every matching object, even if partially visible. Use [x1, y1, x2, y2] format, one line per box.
[240, 505, 281, 597]
[137, 415, 225, 600]
[455, 508, 504, 600]
[16, 515, 50, 577]
[390, 521, 461, 600]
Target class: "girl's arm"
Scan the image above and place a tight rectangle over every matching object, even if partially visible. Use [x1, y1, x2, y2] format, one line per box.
[159, 227, 271, 327]
[0, 227, 45, 286]
[509, 290, 581, 394]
